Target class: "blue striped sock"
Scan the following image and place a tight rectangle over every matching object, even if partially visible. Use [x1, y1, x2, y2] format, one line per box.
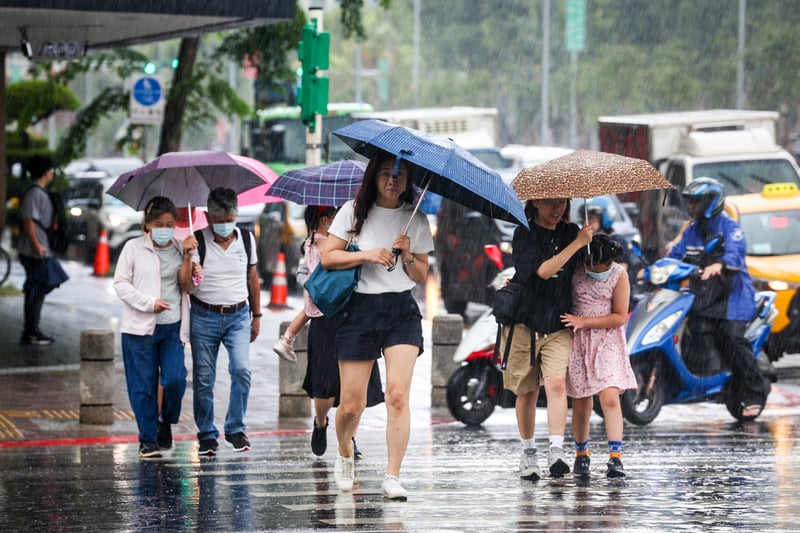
[608, 440, 623, 454]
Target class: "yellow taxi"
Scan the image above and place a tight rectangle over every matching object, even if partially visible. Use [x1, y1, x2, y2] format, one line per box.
[725, 183, 800, 360]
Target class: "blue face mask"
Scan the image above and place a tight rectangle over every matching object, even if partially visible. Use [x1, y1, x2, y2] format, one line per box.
[151, 228, 175, 246]
[212, 222, 236, 238]
[584, 266, 613, 281]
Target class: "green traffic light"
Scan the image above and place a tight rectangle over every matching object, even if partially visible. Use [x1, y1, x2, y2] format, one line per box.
[171, 58, 179, 69]
[144, 62, 157, 75]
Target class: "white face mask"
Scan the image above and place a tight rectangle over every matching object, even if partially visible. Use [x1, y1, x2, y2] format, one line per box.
[150, 228, 175, 246]
[212, 222, 236, 238]
[584, 266, 613, 281]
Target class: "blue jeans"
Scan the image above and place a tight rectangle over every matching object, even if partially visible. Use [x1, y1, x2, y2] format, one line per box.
[190, 305, 251, 441]
[122, 321, 187, 443]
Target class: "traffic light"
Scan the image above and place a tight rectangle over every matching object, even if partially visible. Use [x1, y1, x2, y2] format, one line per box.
[143, 61, 157, 75]
[297, 21, 330, 131]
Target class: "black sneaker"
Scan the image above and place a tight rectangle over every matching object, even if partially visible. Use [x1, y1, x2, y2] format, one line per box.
[311, 417, 328, 456]
[20, 332, 53, 346]
[198, 438, 219, 456]
[139, 441, 162, 459]
[157, 421, 173, 450]
[573, 454, 591, 477]
[607, 456, 626, 478]
[352, 437, 363, 460]
[225, 432, 251, 452]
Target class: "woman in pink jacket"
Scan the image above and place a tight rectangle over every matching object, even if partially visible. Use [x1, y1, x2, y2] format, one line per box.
[113, 196, 201, 459]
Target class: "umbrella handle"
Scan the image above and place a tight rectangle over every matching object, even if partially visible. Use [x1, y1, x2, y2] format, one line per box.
[387, 181, 431, 272]
[187, 201, 203, 286]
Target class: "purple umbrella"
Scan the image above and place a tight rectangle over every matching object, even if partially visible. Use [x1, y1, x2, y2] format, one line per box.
[269, 160, 366, 206]
[106, 150, 280, 211]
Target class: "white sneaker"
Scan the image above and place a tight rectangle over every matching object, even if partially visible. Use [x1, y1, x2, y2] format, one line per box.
[273, 336, 297, 363]
[519, 448, 542, 480]
[334, 455, 355, 491]
[382, 474, 408, 500]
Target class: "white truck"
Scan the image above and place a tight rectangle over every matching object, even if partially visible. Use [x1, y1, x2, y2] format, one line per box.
[598, 109, 800, 256]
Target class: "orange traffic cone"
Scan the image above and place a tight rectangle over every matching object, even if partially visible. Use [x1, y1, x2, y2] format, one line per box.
[268, 252, 289, 309]
[93, 229, 110, 276]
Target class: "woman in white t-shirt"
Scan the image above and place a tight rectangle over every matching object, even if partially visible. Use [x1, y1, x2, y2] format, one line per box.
[322, 151, 434, 500]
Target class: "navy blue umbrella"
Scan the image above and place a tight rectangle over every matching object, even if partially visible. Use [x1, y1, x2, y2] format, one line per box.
[269, 160, 366, 206]
[332, 119, 528, 228]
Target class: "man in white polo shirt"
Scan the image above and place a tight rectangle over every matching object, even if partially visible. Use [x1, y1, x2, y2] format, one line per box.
[187, 187, 261, 456]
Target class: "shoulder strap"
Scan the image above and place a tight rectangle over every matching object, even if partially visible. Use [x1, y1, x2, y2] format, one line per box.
[194, 229, 206, 265]
[493, 323, 515, 371]
[241, 228, 253, 270]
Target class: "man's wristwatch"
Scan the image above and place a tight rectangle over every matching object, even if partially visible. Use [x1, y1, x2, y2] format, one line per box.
[252, 313, 263, 318]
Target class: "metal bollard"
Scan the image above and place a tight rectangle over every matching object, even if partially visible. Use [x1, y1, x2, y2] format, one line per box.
[79, 329, 115, 425]
[431, 314, 464, 408]
[278, 321, 311, 418]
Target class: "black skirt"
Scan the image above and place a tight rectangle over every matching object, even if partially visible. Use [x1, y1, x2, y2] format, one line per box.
[302, 314, 384, 407]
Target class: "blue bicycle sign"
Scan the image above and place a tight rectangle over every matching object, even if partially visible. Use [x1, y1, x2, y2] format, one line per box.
[133, 77, 162, 106]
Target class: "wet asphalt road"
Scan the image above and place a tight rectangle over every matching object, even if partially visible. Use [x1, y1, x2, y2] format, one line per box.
[4, 405, 800, 532]
[4, 259, 800, 531]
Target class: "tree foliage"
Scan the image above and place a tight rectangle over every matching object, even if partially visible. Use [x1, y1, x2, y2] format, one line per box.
[333, 0, 800, 146]
[7, 80, 80, 134]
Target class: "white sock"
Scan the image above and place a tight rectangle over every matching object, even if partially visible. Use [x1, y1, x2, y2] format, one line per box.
[521, 437, 536, 451]
[548, 435, 565, 449]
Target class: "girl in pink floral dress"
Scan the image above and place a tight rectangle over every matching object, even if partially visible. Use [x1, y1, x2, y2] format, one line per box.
[561, 233, 637, 478]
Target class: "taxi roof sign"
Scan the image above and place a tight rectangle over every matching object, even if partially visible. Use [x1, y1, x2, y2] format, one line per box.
[761, 182, 800, 198]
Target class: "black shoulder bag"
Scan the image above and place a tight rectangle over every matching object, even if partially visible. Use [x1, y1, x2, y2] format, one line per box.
[491, 282, 526, 370]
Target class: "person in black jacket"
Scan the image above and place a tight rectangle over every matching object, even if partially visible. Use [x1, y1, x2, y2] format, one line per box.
[502, 198, 592, 480]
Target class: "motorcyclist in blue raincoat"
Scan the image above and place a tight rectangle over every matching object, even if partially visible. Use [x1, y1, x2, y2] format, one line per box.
[667, 177, 771, 419]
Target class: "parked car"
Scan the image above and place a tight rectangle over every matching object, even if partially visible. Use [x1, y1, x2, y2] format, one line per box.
[724, 182, 800, 361]
[63, 157, 145, 262]
[570, 195, 641, 244]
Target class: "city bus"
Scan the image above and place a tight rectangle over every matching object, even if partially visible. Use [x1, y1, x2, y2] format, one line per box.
[249, 102, 375, 175]
[248, 102, 374, 290]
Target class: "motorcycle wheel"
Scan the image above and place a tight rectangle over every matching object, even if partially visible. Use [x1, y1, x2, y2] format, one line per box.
[446, 361, 499, 427]
[621, 358, 664, 426]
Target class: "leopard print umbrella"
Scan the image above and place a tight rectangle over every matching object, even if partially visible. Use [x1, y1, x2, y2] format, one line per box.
[512, 149, 673, 200]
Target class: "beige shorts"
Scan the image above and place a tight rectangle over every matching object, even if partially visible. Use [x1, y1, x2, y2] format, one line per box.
[500, 325, 572, 396]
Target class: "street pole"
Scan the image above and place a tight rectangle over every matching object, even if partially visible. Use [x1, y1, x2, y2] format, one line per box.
[355, 39, 362, 103]
[736, 0, 746, 109]
[306, 6, 324, 167]
[569, 50, 577, 148]
[541, 0, 551, 145]
[412, 0, 420, 106]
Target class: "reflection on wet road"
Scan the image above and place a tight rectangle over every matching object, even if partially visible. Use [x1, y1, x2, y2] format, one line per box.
[2, 407, 800, 531]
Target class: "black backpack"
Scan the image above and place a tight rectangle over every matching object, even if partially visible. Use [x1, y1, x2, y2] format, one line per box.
[18, 186, 69, 255]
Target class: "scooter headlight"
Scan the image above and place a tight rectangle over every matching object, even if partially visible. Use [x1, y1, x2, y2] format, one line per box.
[641, 310, 683, 345]
[647, 264, 677, 285]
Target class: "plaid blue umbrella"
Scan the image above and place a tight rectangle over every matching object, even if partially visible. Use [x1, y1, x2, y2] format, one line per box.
[332, 119, 528, 228]
[269, 160, 366, 206]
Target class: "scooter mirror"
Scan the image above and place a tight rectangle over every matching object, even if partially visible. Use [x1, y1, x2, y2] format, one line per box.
[629, 240, 644, 259]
